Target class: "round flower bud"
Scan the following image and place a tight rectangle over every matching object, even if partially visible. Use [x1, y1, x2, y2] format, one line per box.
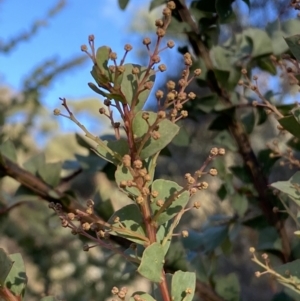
[82, 222, 91, 231]
[117, 66, 125, 74]
[142, 112, 150, 120]
[109, 52, 117, 60]
[144, 81, 153, 90]
[158, 64, 167, 72]
[218, 148, 225, 155]
[167, 40, 175, 48]
[167, 92, 176, 101]
[53, 108, 61, 115]
[166, 80, 176, 90]
[83, 244, 90, 251]
[158, 110, 166, 119]
[181, 110, 188, 118]
[194, 68, 202, 76]
[210, 147, 218, 156]
[143, 37, 151, 45]
[162, 7, 171, 16]
[156, 90, 164, 99]
[155, 19, 164, 27]
[151, 190, 159, 198]
[152, 55, 161, 63]
[124, 44, 133, 51]
[193, 201, 201, 209]
[167, 1, 176, 9]
[133, 160, 143, 169]
[156, 28, 166, 37]
[99, 107, 106, 114]
[209, 168, 218, 176]
[152, 131, 161, 140]
[188, 92, 196, 100]
[156, 199, 164, 207]
[81, 45, 88, 52]
[132, 67, 140, 75]
[182, 230, 189, 237]
[104, 99, 111, 106]
[136, 195, 144, 204]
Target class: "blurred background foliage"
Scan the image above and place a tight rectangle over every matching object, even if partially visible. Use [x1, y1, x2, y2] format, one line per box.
[1, 0, 300, 300]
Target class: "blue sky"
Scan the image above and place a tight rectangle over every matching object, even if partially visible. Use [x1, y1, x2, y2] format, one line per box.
[0, 0, 186, 139]
[0, 0, 146, 103]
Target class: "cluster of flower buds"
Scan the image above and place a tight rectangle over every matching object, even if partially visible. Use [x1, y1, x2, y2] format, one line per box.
[111, 286, 128, 300]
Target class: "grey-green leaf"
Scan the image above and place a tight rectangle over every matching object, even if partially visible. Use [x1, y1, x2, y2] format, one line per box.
[129, 292, 156, 301]
[108, 204, 147, 245]
[171, 271, 196, 301]
[0, 140, 17, 163]
[137, 242, 164, 282]
[151, 179, 189, 225]
[132, 111, 179, 160]
[0, 249, 13, 286]
[4, 253, 27, 297]
[120, 64, 155, 112]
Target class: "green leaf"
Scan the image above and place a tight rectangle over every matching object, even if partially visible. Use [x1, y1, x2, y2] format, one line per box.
[171, 271, 196, 301]
[23, 153, 61, 187]
[149, 0, 165, 11]
[230, 193, 248, 217]
[230, 166, 252, 183]
[108, 204, 147, 245]
[278, 115, 300, 139]
[151, 179, 189, 225]
[4, 253, 27, 297]
[256, 106, 268, 125]
[156, 223, 172, 255]
[132, 111, 179, 160]
[23, 153, 45, 174]
[115, 164, 140, 196]
[38, 162, 62, 187]
[273, 259, 300, 294]
[291, 106, 300, 123]
[257, 149, 280, 176]
[216, 0, 235, 24]
[182, 225, 229, 253]
[88, 82, 108, 97]
[137, 242, 164, 282]
[213, 130, 238, 152]
[256, 56, 277, 75]
[0, 140, 17, 163]
[129, 292, 156, 301]
[257, 227, 282, 252]
[165, 241, 189, 272]
[73, 153, 106, 171]
[191, 0, 216, 12]
[118, 0, 129, 10]
[120, 64, 155, 112]
[95, 46, 111, 75]
[96, 138, 129, 165]
[171, 126, 190, 147]
[285, 34, 300, 61]
[241, 110, 255, 134]
[214, 273, 240, 301]
[244, 28, 273, 58]
[271, 171, 300, 207]
[196, 94, 219, 113]
[0, 249, 13, 286]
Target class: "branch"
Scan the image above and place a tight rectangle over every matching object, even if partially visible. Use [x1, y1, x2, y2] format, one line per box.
[173, 0, 291, 262]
